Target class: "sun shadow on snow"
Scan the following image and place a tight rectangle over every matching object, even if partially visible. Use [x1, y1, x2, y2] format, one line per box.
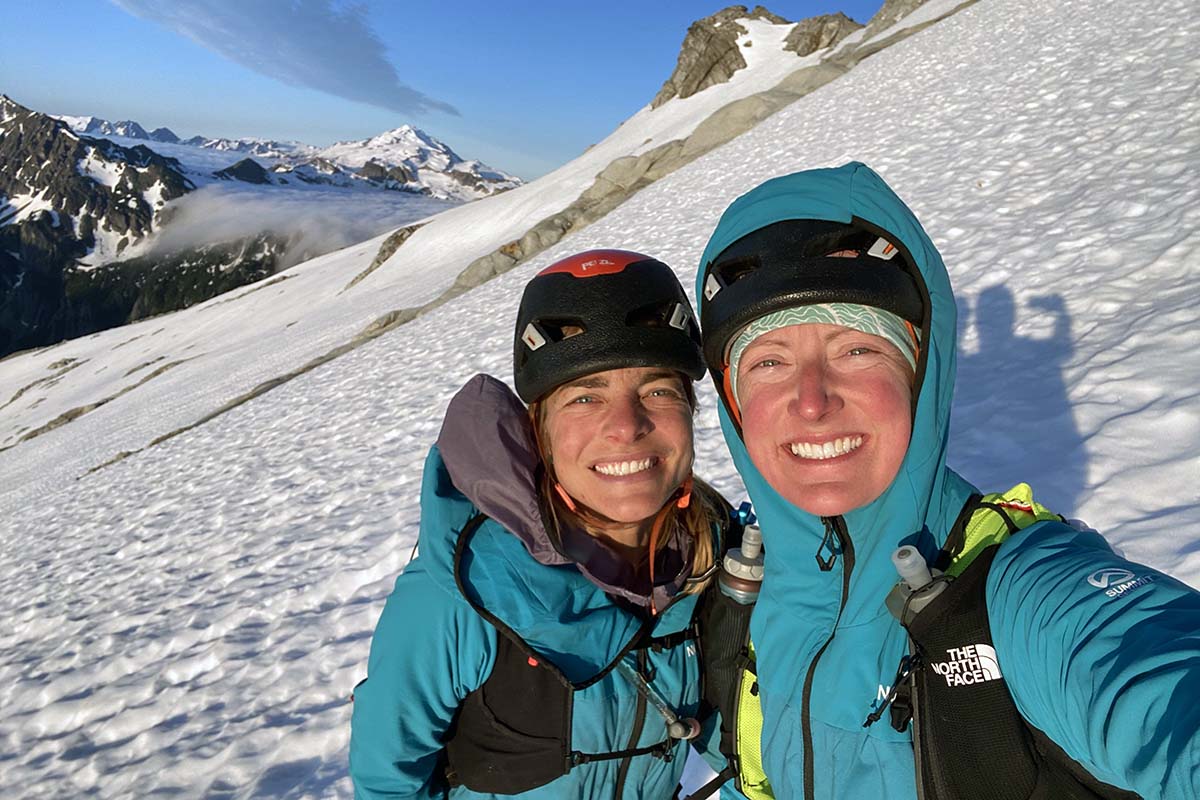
[248, 757, 325, 798]
[952, 285, 1089, 516]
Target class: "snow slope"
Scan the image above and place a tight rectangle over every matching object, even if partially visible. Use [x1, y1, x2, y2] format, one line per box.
[2, 0, 1198, 797]
[0, 12, 825, 509]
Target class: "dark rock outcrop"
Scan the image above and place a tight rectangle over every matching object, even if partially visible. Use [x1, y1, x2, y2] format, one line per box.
[149, 127, 179, 143]
[0, 95, 195, 356]
[214, 158, 272, 184]
[77, 118, 151, 139]
[358, 159, 412, 184]
[784, 12, 862, 56]
[448, 0, 964, 298]
[652, 5, 789, 108]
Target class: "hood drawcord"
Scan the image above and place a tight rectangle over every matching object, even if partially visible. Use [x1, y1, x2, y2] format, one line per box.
[816, 516, 844, 571]
[647, 478, 693, 616]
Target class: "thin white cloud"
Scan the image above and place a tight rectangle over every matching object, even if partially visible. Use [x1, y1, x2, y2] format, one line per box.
[111, 0, 459, 116]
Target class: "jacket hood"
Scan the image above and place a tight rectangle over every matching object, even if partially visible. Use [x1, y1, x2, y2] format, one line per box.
[433, 373, 693, 610]
[696, 162, 976, 622]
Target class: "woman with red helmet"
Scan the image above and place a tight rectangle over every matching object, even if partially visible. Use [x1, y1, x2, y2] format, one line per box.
[350, 249, 737, 799]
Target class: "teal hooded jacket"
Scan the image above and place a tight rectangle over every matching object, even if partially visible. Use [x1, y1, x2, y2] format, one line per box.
[695, 162, 1200, 799]
[350, 375, 724, 799]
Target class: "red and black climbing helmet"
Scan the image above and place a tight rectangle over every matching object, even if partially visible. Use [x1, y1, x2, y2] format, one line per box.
[513, 249, 705, 403]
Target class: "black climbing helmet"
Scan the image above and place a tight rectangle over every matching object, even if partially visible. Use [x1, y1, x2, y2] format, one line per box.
[699, 218, 926, 384]
[513, 249, 706, 403]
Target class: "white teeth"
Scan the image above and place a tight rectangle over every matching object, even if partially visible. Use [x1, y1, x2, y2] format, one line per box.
[594, 458, 654, 476]
[790, 436, 863, 460]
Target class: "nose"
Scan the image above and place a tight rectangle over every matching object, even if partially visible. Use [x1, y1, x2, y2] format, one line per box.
[789, 359, 843, 420]
[602, 394, 653, 442]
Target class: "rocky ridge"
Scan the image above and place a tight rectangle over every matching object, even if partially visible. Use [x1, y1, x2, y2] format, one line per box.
[0, 0, 974, 449]
[446, 1, 942, 299]
[652, 5, 790, 108]
[784, 13, 863, 56]
[1, 95, 196, 355]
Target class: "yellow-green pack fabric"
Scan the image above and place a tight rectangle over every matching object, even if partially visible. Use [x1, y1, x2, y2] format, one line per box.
[734, 641, 773, 799]
[731, 484, 1057, 798]
[945, 483, 1060, 577]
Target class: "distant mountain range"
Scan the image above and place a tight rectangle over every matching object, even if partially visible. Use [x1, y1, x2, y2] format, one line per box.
[2, 94, 512, 357]
[51, 114, 521, 201]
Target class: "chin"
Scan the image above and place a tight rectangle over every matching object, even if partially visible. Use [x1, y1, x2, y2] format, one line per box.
[779, 485, 865, 518]
[587, 494, 668, 525]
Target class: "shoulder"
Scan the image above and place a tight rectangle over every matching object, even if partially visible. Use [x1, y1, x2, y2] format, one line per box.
[408, 445, 487, 590]
[985, 522, 1200, 796]
[988, 519, 1144, 599]
[985, 518, 1194, 624]
[985, 517, 1200, 712]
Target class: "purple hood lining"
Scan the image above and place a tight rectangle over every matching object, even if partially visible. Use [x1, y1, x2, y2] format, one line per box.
[436, 374, 694, 610]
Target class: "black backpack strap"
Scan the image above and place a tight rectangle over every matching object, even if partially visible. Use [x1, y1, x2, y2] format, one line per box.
[449, 511, 687, 792]
[453, 512, 574, 686]
[695, 583, 755, 794]
[934, 492, 984, 571]
[683, 764, 739, 800]
[903, 542, 1141, 800]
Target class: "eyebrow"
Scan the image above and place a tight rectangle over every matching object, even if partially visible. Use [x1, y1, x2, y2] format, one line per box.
[743, 336, 789, 351]
[639, 370, 682, 386]
[561, 376, 608, 390]
[560, 370, 682, 391]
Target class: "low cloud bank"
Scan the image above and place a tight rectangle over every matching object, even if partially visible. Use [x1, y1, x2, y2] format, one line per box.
[148, 184, 453, 268]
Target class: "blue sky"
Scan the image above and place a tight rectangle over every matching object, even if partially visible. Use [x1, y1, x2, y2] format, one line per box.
[3, 1, 882, 179]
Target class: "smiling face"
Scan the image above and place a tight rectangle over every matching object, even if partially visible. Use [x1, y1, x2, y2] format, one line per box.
[735, 322, 914, 517]
[541, 367, 694, 527]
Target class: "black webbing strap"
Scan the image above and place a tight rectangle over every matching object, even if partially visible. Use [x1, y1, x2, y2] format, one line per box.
[453, 512, 574, 688]
[645, 620, 699, 652]
[453, 511, 689, 691]
[569, 736, 675, 766]
[683, 764, 738, 800]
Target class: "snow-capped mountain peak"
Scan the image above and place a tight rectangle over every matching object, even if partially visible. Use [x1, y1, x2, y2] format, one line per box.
[50, 113, 521, 201]
[316, 125, 520, 198]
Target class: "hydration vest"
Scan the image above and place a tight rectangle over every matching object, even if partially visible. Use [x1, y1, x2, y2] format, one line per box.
[697, 485, 1142, 800]
[444, 512, 704, 795]
[878, 485, 1141, 800]
[693, 517, 774, 800]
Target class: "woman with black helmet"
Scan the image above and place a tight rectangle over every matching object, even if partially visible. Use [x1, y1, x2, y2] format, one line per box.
[349, 249, 736, 799]
[693, 162, 1200, 800]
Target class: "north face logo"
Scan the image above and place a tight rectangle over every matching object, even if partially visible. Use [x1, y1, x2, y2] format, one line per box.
[929, 644, 1003, 687]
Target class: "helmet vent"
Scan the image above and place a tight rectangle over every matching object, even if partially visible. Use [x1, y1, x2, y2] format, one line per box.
[532, 317, 586, 344]
[709, 254, 760, 293]
[626, 301, 693, 334]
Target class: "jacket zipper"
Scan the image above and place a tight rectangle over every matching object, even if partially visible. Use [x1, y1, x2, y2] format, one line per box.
[802, 516, 856, 800]
[613, 648, 651, 799]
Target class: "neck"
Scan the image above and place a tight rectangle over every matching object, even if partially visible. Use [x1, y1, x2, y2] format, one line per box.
[591, 519, 652, 566]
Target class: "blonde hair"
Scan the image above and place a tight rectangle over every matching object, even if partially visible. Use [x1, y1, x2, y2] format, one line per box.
[529, 383, 719, 595]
